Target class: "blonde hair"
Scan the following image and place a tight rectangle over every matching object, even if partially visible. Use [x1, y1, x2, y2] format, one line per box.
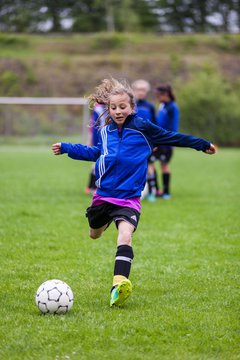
[88, 78, 135, 125]
[132, 79, 151, 92]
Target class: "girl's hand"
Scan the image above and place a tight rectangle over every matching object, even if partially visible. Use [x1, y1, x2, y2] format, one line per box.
[205, 143, 217, 155]
[52, 143, 61, 155]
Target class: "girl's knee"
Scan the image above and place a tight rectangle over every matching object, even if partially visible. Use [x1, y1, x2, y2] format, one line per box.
[89, 224, 108, 239]
[89, 229, 102, 239]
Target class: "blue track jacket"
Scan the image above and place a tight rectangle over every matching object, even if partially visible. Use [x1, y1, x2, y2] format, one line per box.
[136, 99, 156, 124]
[156, 101, 179, 132]
[61, 114, 211, 199]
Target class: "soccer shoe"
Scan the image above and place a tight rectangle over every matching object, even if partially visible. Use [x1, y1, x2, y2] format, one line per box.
[147, 193, 156, 202]
[162, 193, 171, 200]
[110, 279, 132, 307]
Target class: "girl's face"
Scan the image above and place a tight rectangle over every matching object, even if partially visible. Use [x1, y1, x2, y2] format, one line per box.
[109, 93, 133, 127]
[157, 92, 170, 103]
[133, 87, 148, 100]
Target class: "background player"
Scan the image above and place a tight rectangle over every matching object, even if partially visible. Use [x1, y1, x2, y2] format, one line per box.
[155, 84, 179, 199]
[132, 79, 161, 201]
[85, 103, 107, 194]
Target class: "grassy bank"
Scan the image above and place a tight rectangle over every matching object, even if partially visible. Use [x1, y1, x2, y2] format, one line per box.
[0, 32, 240, 96]
[0, 32, 240, 145]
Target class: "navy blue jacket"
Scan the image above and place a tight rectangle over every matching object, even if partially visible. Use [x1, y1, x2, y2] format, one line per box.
[136, 99, 156, 124]
[156, 101, 179, 132]
[61, 114, 211, 199]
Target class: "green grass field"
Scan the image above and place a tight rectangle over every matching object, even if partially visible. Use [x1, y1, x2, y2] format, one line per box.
[0, 145, 239, 360]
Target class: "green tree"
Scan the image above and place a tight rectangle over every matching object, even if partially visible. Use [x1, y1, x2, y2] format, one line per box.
[155, 0, 190, 32]
[71, 0, 106, 32]
[0, 0, 238, 33]
[211, 0, 236, 32]
[154, 0, 239, 33]
[0, 0, 43, 32]
[233, 0, 240, 30]
[72, 0, 158, 33]
[115, 0, 140, 32]
[131, 0, 159, 31]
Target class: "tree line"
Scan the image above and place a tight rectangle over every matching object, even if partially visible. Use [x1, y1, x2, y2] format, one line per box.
[0, 0, 239, 33]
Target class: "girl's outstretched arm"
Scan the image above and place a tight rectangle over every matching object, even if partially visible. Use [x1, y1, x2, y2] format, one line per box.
[52, 142, 101, 162]
[52, 143, 61, 155]
[143, 119, 216, 153]
[205, 143, 217, 155]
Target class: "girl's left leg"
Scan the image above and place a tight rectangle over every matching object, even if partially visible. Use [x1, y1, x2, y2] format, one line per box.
[147, 163, 157, 201]
[89, 224, 109, 239]
[117, 220, 134, 246]
[110, 221, 135, 307]
[85, 165, 96, 194]
[161, 161, 171, 198]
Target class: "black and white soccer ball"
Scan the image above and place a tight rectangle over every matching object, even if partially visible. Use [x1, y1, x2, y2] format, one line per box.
[35, 279, 74, 314]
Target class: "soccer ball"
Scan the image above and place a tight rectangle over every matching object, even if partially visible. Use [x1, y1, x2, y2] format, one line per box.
[35, 279, 74, 314]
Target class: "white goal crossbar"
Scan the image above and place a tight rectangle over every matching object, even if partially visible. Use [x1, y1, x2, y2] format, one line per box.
[0, 97, 88, 105]
[0, 97, 90, 137]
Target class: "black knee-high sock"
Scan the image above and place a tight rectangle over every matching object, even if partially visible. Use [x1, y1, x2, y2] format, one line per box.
[113, 245, 134, 287]
[154, 169, 160, 192]
[89, 171, 96, 189]
[88, 171, 96, 189]
[163, 172, 170, 194]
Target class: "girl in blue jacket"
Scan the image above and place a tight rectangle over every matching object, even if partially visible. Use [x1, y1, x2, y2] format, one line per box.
[155, 84, 180, 199]
[85, 103, 107, 194]
[52, 78, 216, 307]
[132, 79, 160, 201]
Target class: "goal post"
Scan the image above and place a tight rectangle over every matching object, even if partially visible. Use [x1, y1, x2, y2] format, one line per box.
[0, 97, 90, 139]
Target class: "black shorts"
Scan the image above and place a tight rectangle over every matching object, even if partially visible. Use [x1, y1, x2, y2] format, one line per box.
[86, 202, 140, 231]
[148, 146, 173, 164]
